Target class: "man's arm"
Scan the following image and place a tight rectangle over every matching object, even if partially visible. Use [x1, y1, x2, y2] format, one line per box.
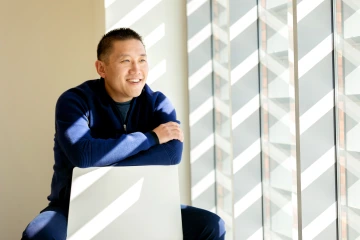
[114, 92, 184, 166]
[55, 91, 159, 168]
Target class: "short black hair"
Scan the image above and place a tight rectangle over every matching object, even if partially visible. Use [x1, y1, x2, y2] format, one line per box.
[97, 28, 144, 62]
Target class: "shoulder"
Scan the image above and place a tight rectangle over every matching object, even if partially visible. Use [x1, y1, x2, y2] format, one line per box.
[56, 79, 100, 110]
[141, 84, 173, 111]
[143, 84, 174, 112]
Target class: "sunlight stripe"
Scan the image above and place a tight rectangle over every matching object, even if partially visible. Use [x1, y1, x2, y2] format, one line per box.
[232, 95, 259, 130]
[297, 0, 326, 22]
[303, 203, 337, 240]
[70, 168, 111, 201]
[143, 23, 165, 50]
[147, 60, 166, 85]
[233, 139, 261, 174]
[107, 0, 162, 31]
[247, 227, 263, 240]
[299, 90, 333, 135]
[188, 23, 212, 53]
[187, 0, 208, 16]
[68, 178, 144, 240]
[301, 147, 335, 191]
[190, 134, 214, 164]
[231, 50, 259, 85]
[189, 97, 213, 126]
[298, 34, 333, 78]
[230, 6, 258, 41]
[216, 169, 232, 191]
[104, 0, 116, 8]
[213, 24, 228, 44]
[214, 96, 230, 118]
[191, 170, 215, 200]
[215, 133, 231, 154]
[234, 183, 262, 218]
[214, 60, 229, 82]
[189, 60, 212, 90]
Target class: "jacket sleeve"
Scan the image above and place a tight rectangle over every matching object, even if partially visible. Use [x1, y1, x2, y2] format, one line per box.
[55, 91, 158, 168]
[114, 92, 183, 166]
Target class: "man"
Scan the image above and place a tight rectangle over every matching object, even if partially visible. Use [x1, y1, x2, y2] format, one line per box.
[21, 28, 225, 240]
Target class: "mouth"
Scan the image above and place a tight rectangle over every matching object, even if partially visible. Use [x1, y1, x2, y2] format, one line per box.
[126, 78, 142, 84]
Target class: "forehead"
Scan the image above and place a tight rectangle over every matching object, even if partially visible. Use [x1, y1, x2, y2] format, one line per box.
[110, 39, 146, 57]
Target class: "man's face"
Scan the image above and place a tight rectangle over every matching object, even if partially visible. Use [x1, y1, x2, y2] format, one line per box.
[98, 39, 148, 102]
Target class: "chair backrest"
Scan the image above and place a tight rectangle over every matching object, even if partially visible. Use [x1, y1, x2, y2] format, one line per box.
[67, 165, 183, 240]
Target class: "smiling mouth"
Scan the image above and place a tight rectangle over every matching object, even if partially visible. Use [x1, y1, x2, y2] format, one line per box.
[127, 79, 142, 83]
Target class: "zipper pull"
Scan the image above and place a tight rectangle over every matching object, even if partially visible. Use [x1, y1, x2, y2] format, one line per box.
[123, 124, 127, 132]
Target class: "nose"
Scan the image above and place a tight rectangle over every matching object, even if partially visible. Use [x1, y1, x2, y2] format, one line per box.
[129, 62, 140, 74]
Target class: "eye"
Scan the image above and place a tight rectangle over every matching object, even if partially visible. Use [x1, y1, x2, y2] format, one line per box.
[121, 59, 130, 63]
[140, 59, 147, 62]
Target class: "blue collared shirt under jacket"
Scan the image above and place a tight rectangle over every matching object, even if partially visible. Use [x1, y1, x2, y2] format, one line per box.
[47, 78, 183, 211]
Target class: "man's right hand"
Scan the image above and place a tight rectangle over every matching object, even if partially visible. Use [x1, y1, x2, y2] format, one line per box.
[152, 122, 184, 144]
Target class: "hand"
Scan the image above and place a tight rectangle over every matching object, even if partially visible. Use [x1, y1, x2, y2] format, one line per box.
[152, 122, 184, 144]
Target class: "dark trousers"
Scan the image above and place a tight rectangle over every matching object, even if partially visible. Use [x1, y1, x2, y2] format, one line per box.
[21, 205, 226, 240]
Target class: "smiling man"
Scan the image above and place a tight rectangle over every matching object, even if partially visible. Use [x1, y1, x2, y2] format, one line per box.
[21, 28, 226, 240]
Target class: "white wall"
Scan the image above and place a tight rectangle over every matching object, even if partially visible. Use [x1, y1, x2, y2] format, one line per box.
[0, 1, 104, 239]
[0, 1, 190, 239]
[105, 0, 191, 204]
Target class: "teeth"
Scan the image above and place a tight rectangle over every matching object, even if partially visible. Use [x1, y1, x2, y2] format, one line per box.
[129, 79, 140, 83]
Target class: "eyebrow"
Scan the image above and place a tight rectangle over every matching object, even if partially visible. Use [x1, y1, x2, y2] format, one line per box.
[116, 54, 147, 58]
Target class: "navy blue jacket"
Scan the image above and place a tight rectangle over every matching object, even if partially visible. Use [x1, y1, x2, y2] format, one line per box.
[47, 78, 183, 210]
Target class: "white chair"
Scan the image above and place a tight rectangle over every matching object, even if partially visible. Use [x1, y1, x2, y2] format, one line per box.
[67, 165, 183, 240]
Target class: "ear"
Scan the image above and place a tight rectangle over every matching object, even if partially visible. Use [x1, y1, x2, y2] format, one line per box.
[95, 60, 106, 78]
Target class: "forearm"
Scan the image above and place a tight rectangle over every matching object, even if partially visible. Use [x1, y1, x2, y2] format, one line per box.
[113, 140, 183, 166]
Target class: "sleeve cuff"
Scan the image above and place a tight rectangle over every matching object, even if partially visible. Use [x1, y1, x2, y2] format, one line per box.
[149, 131, 160, 145]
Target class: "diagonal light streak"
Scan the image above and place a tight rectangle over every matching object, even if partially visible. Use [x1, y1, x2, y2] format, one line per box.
[345, 66, 360, 95]
[247, 227, 263, 240]
[298, 34, 333, 78]
[259, 6, 287, 38]
[344, 8, 360, 38]
[212, 24, 228, 44]
[299, 90, 334, 135]
[214, 60, 229, 82]
[233, 139, 261, 174]
[260, 50, 288, 78]
[107, 0, 162, 31]
[303, 203, 337, 240]
[190, 133, 214, 164]
[342, 39, 360, 67]
[230, 6, 258, 41]
[214, 96, 230, 118]
[68, 178, 144, 240]
[143, 23, 165, 50]
[187, 0, 208, 16]
[297, 0, 326, 22]
[216, 169, 232, 192]
[191, 170, 215, 201]
[215, 133, 231, 154]
[104, 0, 117, 9]
[232, 94, 259, 130]
[189, 60, 213, 90]
[147, 60, 166, 85]
[348, 207, 360, 236]
[301, 147, 335, 191]
[234, 183, 262, 218]
[189, 97, 213, 126]
[346, 123, 360, 152]
[345, 151, 360, 177]
[348, 180, 360, 209]
[231, 50, 259, 85]
[70, 168, 112, 201]
[188, 23, 212, 53]
[342, 0, 360, 11]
